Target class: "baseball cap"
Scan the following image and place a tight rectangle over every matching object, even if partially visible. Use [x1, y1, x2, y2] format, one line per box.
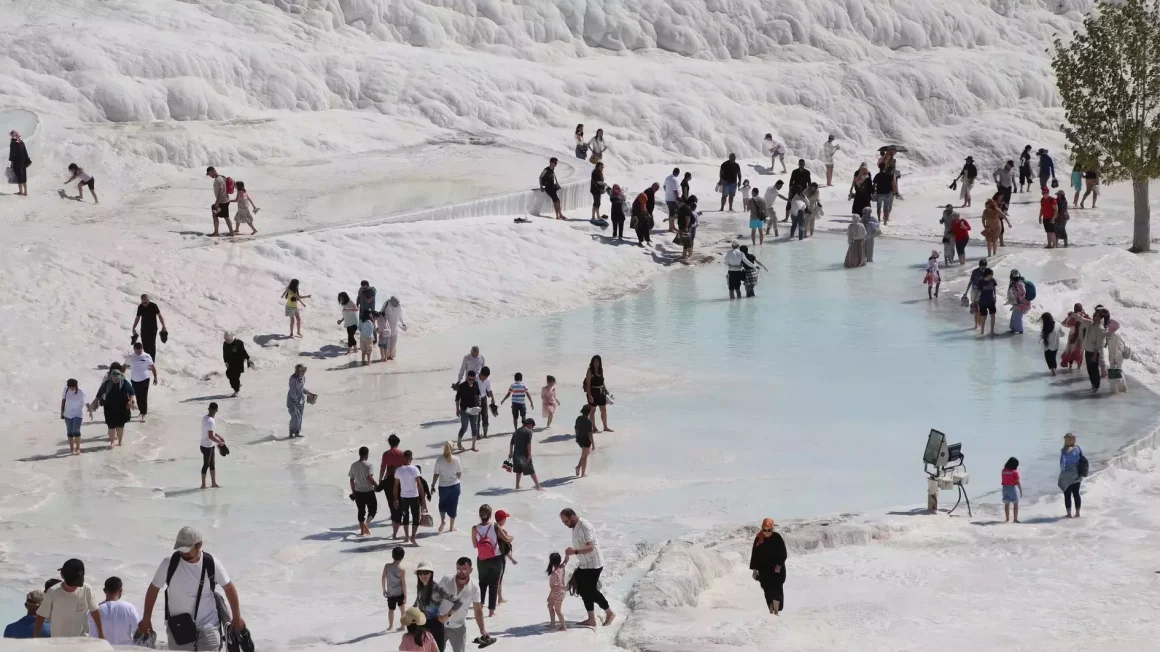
[59, 559, 85, 586]
[206, 166, 216, 176]
[24, 590, 45, 608]
[173, 526, 203, 553]
[494, 510, 510, 522]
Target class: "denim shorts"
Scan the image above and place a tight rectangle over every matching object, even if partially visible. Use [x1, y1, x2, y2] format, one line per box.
[511, 402, 527, 419]
[876, 194, 893, 212]
[1002, 485, 1019, 504]
[721, 182, 737, 197]
[65, 417, 83, 437]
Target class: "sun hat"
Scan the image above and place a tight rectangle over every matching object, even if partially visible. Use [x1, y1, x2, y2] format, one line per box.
[401, 607, 426, 628]
[415, 561, 434, 574]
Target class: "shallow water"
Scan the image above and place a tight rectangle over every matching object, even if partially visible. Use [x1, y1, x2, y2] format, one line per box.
[419, 233, 1160, 529]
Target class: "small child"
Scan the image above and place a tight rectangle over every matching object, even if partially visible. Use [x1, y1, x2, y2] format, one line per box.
[540, 375, 559, 428]
[358, 317, 375, 366]
[381, 546, 407, 631]
[1002, 457, 1022, 523]
[546, 551, 568, 631]
[923, 250, 941, 299]
[740, 179, 751, 210]
[1106, 320, 1129, 393]
[230, 181, 259, 235]
[61, 378, 87, 456]
[373, 311, 391, 363]
[500, 372, 534, 432]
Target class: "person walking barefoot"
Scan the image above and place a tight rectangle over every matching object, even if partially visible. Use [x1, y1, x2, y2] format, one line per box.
[574, 404, 595, 477]
[200, 403, 225, 489]
[540, 375, 559, 428]
[584, 355, 613, 432]
[282, 280, 310, 338]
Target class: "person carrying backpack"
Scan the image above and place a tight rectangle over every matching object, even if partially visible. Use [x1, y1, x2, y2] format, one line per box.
[1058, 434, 1086, 518]
[748, 188, 768, 246]
[136, 527, 247, 650]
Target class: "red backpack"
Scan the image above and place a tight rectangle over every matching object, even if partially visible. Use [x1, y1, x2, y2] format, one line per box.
[224, 177, 236, 195]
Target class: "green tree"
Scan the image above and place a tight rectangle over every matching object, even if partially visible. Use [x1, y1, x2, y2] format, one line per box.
[1053, 0, 1160, 252]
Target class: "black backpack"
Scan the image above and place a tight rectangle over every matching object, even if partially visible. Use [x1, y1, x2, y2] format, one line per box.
[1077, 453, 1089, 478]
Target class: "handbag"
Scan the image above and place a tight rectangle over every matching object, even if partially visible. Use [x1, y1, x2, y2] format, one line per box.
[419, 512, 435, 528]
[4, 167, 15, 184]
[1051, 178, 1059, 188]
[960, 295, 970, 308]
[629, 214, 638, 229]
[306, 393, 318, 405]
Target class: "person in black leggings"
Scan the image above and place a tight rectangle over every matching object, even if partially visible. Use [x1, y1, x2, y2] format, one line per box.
[200, 403, 225, 489]
[608, 185, 626, 240]
[472, 504, 504, 616]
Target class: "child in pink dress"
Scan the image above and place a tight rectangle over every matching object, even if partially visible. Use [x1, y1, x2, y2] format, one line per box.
[923, 250, 941, 299]
[546, 551, 568, 630]
[540, 375, 560, 428]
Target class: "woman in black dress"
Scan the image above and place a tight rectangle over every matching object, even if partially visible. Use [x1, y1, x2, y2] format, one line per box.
[584, 355, 612, 432]
[9, 130, 31, 196]
[749, 517, 787, 615]
[574, 404, 595, 477]
[95, 363, 136, 449]
[590, 162, 605, 221]
[850, 166, 873, 216]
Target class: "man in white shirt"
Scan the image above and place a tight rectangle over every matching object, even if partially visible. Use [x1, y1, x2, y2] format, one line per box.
[456, 347, 485, 385]
[663, 168, 681, 232]
[61, 379, 88, 455]
[822, 134, 840, 186]
[124, 341, 158, 422]
[560, 509, 614, 628]
[993, 160, 1016, 209]
[349, 446, 378, 536]
[89, 577, 139, 646]
[200, 403, 225, 489]
[394, 450, 427, 546]
[438, 558, 491, 652]
[138, 527, 245, 651]
[35, 559, 103, 639]
[723, 242, 755, 300]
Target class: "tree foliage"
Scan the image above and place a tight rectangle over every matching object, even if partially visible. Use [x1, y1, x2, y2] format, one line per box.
[1053, 0, 1160, 250]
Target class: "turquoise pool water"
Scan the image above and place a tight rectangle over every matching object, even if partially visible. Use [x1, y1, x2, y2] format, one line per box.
[417, 233, 1158, 529]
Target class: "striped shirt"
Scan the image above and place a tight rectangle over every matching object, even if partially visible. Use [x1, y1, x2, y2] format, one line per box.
[571, 517, 604, 569]
[509, 382, 529, 404]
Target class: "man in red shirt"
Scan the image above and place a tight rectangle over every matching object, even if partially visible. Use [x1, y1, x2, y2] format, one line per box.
[1038, 187, 1058, 248]
[379, 434, 405, 539]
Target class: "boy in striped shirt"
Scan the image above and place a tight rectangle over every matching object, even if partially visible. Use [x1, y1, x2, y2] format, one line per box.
[500, 372, 535, 433]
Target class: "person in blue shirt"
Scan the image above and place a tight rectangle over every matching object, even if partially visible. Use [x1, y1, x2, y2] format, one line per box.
[3, 590, 51, 639]
[1037, 149, 1055, 190]
[1058, 433, 1084, 518]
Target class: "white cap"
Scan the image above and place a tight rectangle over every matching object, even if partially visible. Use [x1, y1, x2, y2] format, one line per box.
[415, 561, 434, 573]
[173, 526, 203, 553]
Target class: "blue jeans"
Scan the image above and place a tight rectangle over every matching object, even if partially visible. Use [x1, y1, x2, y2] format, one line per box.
[789, 210, 805, 240]
[458, 411, 479, 441]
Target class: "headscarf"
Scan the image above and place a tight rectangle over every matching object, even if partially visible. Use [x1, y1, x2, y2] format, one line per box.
[930, 249, 939, 260]
[9, 130, 21, 142]
[389, 296, 400, 307]
[223, 331, 235, 343]
[754, 518, 775, 547]
[1108, 319, 1120, 334]
[611, 183, 622, 198]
